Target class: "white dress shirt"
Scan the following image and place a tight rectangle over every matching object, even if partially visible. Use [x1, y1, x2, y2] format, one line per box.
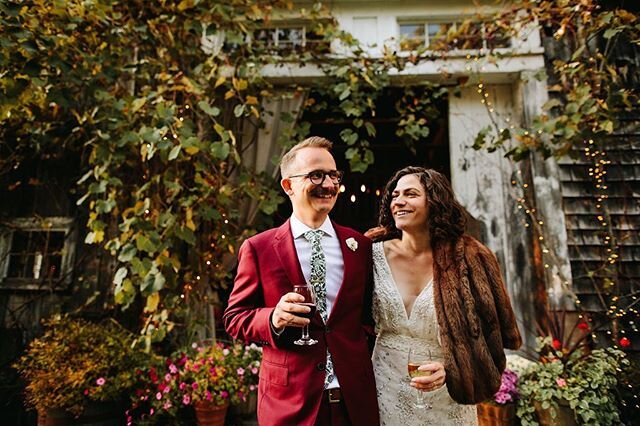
[290, 214, 344, 389]
[290, 214, 344, 316]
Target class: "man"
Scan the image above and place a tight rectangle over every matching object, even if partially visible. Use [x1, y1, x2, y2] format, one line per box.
[223, 136, 379, 426]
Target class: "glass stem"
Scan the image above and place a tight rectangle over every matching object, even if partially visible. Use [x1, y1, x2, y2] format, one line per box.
[302, 325, 309, 340]
[416, 388, 425, 408]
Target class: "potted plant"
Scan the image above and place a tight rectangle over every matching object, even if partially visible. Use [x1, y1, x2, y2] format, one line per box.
[226, 342, 262, 419]
[517, 319, 629, 426]
[13, 315, 148, 425]
[136, 341, 244, 426]
[477, 368, 520, 426]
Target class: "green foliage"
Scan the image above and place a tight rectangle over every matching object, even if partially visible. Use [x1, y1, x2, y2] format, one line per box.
[13, 316, 150, 417]
[464, 0, 640, 160]
[517, 337, 628, 426]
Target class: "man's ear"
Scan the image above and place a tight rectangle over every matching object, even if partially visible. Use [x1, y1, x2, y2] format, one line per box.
[280, 178, 293, 196]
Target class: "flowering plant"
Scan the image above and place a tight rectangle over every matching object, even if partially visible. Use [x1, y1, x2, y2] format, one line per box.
[13, 315, 148, 417]
[129, 341, 261, 423]
[517, 325, 628, 426]
[492, 369, 519, 405]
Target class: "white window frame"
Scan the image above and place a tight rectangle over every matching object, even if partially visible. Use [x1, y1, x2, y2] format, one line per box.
[0, 217, 76, 290]
[397, 17, 512, 53]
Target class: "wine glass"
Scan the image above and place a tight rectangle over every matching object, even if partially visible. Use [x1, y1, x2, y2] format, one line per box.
[293, 283, 318, 346]
[407, 348, 432, 409]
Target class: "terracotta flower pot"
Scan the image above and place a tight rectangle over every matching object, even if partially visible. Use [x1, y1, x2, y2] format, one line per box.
[194, 400, 230, 426]
[477, 402, 517, 426]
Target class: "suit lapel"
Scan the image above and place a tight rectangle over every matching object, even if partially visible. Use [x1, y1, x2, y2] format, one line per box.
[273, 220, 306, 289]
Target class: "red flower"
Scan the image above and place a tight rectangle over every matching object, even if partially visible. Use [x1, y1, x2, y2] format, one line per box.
[577, 321, 589, 331]
[552, 339, 562, 350]
[149, 367, 158, 384]
[619, 337, 631, 348]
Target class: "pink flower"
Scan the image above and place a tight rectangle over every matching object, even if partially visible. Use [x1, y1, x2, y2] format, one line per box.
[251, 367, 258, 375]
[556, 378, 567, 387]
[164, 373, 172, 382]
[249, 384, 256, 391]
[96, 377, 106, 386]
[205, 390, 212, 401]
[149, 408, 154, 416]
[163, 400, 172, 410]
[84, 389, 89, 396]
[191, 382, 198, 390]
[221, 391, 229, 399]
[179, 382, 187, 391]
[169, 364, 178, 374]
[237, 367, 245, 376]
[156, 392, 162, 400]
[182, 394, 191, 405]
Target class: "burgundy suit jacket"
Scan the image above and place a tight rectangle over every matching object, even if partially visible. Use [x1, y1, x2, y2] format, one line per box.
[223, 220, 379, 426]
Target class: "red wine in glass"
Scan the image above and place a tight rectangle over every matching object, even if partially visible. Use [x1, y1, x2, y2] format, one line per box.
[293, 284, 318, 345]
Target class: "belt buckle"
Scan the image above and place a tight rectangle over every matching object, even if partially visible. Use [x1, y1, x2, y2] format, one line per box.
[327, 388, 341, 403]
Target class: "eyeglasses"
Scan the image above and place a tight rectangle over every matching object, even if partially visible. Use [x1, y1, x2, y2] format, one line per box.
[288, 169, 344, 185]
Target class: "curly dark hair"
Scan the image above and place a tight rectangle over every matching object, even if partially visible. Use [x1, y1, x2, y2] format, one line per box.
[376, 166, 466, 247]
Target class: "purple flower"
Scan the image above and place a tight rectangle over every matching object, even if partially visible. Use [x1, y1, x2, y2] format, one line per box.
[493, 369, 519, 404]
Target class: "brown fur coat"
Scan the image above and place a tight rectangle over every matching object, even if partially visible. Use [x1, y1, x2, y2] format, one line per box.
[432, 235, 522, 404]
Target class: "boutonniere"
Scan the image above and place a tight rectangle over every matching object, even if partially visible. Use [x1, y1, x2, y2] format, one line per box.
[346, 237, 358, 251]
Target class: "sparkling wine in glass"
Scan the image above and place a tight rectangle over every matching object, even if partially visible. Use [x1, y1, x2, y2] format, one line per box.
[407, 348, 432, 409]
[293, 284, 318, 346]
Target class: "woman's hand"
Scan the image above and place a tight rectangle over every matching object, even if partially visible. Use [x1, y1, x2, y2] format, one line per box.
[409, 362, 446, 392]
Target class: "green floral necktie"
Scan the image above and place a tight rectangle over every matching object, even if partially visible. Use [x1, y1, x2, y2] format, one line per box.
[303, 229, 335, 388]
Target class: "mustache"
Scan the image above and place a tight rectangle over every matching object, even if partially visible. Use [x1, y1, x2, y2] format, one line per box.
[310, 187, 338, 197]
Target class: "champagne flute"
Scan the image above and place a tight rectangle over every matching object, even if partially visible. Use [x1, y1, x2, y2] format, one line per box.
[293, 283, 318, 346]
[407, 348, 432, 409]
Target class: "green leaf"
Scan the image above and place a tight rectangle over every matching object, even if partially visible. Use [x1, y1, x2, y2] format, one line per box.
[211, 141, 230, 159]
[113, 267, 128, 286]
[118, 243, 137, 262]
[175, 226, 196, 245]
[168, 145, 181, 160]
[197, 101, 220, 117]
[131, 97, 147, 113]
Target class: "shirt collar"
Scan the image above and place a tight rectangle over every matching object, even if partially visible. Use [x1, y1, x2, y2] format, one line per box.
[290, 214, 336, 239]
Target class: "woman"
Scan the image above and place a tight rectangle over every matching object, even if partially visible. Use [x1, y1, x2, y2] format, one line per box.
[367, 167, 522, 425]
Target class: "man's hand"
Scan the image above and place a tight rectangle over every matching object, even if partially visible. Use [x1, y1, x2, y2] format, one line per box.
[271, 292, 312, 330]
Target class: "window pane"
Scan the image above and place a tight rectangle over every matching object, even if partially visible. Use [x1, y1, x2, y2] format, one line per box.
[427, 23, 452, 49]
[6, 230, 65, 280]
[399, 24, 425, 51]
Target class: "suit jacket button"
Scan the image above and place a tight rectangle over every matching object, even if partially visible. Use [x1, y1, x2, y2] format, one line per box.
[325, 326, 331, 333]
[316, 362, 325, 371]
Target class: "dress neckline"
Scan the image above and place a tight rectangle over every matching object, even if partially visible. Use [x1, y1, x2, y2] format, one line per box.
[377, 242, 434, 322]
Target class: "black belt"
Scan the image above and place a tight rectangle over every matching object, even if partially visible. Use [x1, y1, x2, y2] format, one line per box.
[324, 387, 342, 403]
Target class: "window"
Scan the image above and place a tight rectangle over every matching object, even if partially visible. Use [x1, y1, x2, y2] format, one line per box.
[251, 25, 329, 54]
[399, 20, 511, 52]
[0, 217, 75, 289]
[220, 23, 330, 55]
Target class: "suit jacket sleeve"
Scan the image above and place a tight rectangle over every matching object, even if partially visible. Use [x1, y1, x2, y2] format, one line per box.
[223, 239, 279, 348]
[477, 244, 523, 350]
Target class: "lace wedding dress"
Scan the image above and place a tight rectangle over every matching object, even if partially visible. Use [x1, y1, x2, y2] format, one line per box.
[371, 242, 478, 426]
